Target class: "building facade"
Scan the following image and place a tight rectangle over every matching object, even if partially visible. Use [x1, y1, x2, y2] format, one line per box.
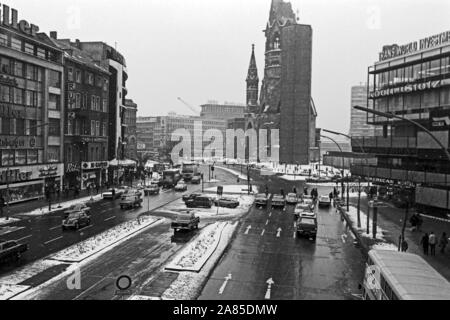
[124, 98, 137, 160]
[349, 84, 380, 137]
[200, 102, 245, 120]
[49, 34, 110, 190]
[0, 5, 65, 203]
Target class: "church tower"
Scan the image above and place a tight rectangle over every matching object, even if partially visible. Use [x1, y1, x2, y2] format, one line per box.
[246, 44, 259, 113]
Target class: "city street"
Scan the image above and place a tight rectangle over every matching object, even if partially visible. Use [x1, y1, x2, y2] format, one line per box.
[199, 182, 365, 300]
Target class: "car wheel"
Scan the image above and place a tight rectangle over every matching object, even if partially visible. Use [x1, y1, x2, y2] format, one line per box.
[75, 223, 79, 230]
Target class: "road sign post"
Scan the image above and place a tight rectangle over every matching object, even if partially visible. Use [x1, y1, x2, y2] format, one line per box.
[372, 206, 378, 239]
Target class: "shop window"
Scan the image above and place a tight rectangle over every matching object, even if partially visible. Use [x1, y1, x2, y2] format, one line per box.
[48, 118, 61, 136]
[48, 93, 60, 110]
[15, 150, 26, 165]
[48, 70, 61, 88]
[440, 88, 450, 106]
[47, 146, 60, 163]
[429, 59, 441, 77]
[75, 69, 81, 83]
[412, 63, 421, 81]
[1, 150, 14, 166]
[11, 37, 22, 51]
[422, 90, 439, 108]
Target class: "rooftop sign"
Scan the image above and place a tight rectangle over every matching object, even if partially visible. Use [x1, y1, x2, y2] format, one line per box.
[379, 30, 450, 62]
[0, 4, 40, 37]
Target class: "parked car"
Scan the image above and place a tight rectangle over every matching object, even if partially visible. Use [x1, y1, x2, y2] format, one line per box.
[120, 194, 143, 210]
[144, 184, 160, 196]
[64, 203, 91, 218]
[214, 197, 240, 208]
[286, 193, 299, 205]
[174, 181, 188, 192]
[171, 212, 200, 232]
[271, 195, 286, 208]
[255, 193, 269, 207]
[186, 196, 213, 208]
[102, 188, 123, 200]
[294, 203, 312, 218]
[296, 215, 318, 240]
[182, 192, 203, 203]
[122, 188, 141, 197]
[191, 175, 201, 184]
[0, 240, 28, 263]
[318, 195, 331, 208]
[62, 212, 91, 230]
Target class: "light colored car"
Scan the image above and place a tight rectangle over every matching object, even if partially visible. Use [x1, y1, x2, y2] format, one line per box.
[318, 195, 332, 207]
[294, 203, 314, 218]
[175, 181, 188, 191]
[271, 195, 286, 208]
[64, 203, 91, 217]
[286, 193, 298, 205]
[102, 188, 123, 200]
[62, 212, 91, 230]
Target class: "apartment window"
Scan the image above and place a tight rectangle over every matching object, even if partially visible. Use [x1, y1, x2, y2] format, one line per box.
[95, 147, 99, 161]
[103, 79, 108, 91]
[91, 96, 95, 110]
[26, 64, 37, 81]
[1, 57, 10, 74]
[13, 61, 23, 77]
[75, 119, 80, 135]
[48, 70, 61, 88]
[47, 146, 60, 163]
[86, 72, 94, 85]
[68, 67, 74, 82]
[14, 88, 23, 104]
[75, 69, 81, 83]
[48, 118, 60, 136]
[37, 47, 46, 59]
[11, 37, 22, 51]
[1, 150, 14, 166]
[0, 85, 11, 102]
[96, 96, 101, 111]
[95, 121, 100, 136]
[15, 150, 26, 165]
[83, 94, 87, 109]
[1, 117, 9, 135]
[29, 120, 37, 136]
[48, 94, 60, 110]
[16, 119, 25, 135]
[27, 150, 38, 164]
[102, 99, 107, 112]
[441, 57, 450, 75]
[0, 33, 7, 46]
[75, 93, 81, 109]
[90, 147, 94, 161]
[67, 119, 73, 135]
[24, 42, 34, 55]
[96, 76, 102, 87]
[91, 120, 95, 136]
[102, 122, 106, 136]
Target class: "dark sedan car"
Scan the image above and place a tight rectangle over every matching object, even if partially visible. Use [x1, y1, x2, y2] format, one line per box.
[191, 175, 201, 184]
[214, 197, 240, 208]
[182, 193, 203, 203]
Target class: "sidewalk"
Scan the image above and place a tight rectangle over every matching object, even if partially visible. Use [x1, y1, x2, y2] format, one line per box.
[343, 196, 450, 281]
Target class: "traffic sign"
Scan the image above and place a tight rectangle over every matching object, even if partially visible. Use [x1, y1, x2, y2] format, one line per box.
[217, 185, 223, 196]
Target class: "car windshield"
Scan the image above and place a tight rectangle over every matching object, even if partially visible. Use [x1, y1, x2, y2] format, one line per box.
[67, 213, 80, 219]
[300, 218, 316, 225]
[288, 193, 296, 197]
[320, 196, 329, 201]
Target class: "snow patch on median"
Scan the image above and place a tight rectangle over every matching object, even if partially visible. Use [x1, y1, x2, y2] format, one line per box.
[165, 222, 226, 272]
[0, 217, 20, 226]
[204, 185, 259, 194]
[0, 259, 65, 286]
[20, 195, 103, 216]
[0, 284, 30, 300]
[49, 216, 160, 262]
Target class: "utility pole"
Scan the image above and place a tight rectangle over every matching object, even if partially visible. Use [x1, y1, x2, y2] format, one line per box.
[247, 164, 250, 195]
[346, 173, 350, 212]
[367, 194, 371, 235]
[372, 206, 378, 239]
[357, 178, 361, 228]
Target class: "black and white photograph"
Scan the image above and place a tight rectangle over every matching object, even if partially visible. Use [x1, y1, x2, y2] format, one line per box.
[0, 0, 449, 308]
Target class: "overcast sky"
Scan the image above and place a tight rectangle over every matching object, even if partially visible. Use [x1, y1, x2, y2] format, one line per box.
[12, 0, 450, 133]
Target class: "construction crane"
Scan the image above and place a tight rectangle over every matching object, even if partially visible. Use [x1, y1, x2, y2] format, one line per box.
[177, 97, 200, 115]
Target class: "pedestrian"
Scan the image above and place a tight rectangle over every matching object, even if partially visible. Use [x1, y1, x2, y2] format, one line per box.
[420, 233, 429, 255]
[401, 239, 409, 252]
[86, 183, 91, 195]
[265, 186, 269, 197]
[64, 185, 69, 198]
[429, 232, 437, 256]
[293, 187, 297, 195]
[416, 214, 423, 232]
[96, 183, 100, 195]
[304, 187, 308, 196]
[439, 232, 448, 254]
[280, 189, 285, 198]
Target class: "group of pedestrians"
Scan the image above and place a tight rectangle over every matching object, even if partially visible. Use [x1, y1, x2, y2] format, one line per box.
[420, 232, 448, 256]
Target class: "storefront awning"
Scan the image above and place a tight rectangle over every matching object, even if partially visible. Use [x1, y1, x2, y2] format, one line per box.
[108, 158, 137, 167]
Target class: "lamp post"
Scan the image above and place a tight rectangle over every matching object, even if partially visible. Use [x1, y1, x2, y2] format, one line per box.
[354, 105, 450, 242]
[320, 135, 346, 205]
[4, 122, 49, 220]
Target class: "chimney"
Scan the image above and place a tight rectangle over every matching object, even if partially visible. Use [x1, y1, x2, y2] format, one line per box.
[75, 39, 81, 49]
[49, 31, 57, 39]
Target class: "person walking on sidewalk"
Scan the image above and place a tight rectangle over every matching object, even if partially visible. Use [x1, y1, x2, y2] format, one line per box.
[420, 233, 429, 255]
[401, 239, 409, 252]
[429, 232, 437, 256]
[439, 232, 448, 254]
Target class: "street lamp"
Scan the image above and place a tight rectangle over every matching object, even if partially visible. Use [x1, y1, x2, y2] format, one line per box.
[354, 104, 450, 245]
[4, 122, 49, 220]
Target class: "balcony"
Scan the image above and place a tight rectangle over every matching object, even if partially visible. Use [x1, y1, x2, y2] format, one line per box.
[351, 164, 450, 186]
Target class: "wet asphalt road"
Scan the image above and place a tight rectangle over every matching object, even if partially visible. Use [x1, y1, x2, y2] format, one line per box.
[0, 165, 224, 277]
[198, 183, 366, 300]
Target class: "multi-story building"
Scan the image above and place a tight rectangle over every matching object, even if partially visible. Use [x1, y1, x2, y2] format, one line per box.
[136, 116, 161, 160]
[49, 33, 110, 190]
[0, 4, 65, 203]
[124, 98, 137, 160]
[349, 84, 380, 137]
[200, 101, 245, 120]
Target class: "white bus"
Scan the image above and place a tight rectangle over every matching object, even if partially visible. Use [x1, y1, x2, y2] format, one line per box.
[362, 249, 450, 300]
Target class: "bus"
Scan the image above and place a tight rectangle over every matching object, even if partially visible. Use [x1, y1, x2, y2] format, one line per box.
[181, 162, 198, 182]
[362, 249, 450, 300]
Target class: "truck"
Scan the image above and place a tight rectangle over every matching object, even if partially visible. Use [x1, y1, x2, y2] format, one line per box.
[161, 169, 182, 188]
[120, 194, 143, 210]
[171, 212, 200, 232]
[296, 214, 318, 241]
[181, 162, 198, 182]
[0, 240, 28, 263]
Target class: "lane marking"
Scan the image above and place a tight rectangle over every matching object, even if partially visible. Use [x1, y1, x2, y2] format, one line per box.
[79, 225, 93, 232]
[341, 234, 347, 243]
[269, 212, 272, 217]
[72, 277, 107, 300]
[16, 234, 32, 242]
[261, 229, 265, 236]
[44, 236, 63, 245]
[49, 225, 61, 231]
[293, 231, 296, 239]
[104, 216, 116, 222]
[244, 225, 251, 234]
[265, 219, 269, 226]
[0, 226, 25, 236]
[218, 274, 232, 295]
[265, 278, 274, 300]
[276, 228, 282, 238]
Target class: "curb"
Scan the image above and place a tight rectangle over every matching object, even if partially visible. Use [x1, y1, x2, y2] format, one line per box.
[336, 204, 370, 256]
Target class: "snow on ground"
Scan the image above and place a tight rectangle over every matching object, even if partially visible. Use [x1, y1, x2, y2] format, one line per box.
[165, 222, 226, 272]
[161, 221, 238, 300]
[372, 242, 398, 251]
[345, 205, 387, 240]
[279, 175, 307, 181]
[204, 185, 259, 194]
[0, 259, 65, 286]
[0, 217, 20, 226]
[215, 166, 250, 181]
[49, 216, 159, 262]
[162, 193, 254, 219]
[20, 194, 103, 216]
[0, 283, 30, 300]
